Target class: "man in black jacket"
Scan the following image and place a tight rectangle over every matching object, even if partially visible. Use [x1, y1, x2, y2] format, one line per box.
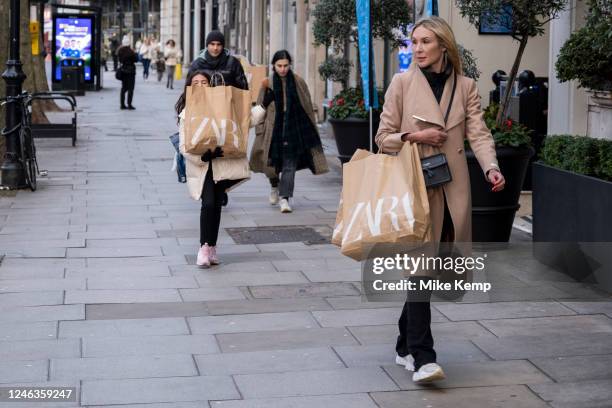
[189, 31, 249, 90]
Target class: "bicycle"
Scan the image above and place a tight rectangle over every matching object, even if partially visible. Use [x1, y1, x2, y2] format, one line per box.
[1, 91, 39, 191]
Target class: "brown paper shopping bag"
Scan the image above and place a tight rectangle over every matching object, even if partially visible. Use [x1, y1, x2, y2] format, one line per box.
[338, 143, 432, 261]
[248, 65, 267, 104]
[183, 84, 251, 157]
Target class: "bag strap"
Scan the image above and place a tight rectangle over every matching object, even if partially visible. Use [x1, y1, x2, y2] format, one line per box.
[444, 71, 457, 125]
[211, 72, 226, 87]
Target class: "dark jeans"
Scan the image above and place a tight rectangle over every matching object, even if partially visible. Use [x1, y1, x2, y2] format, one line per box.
[142, 59, 151, 79]
[200, 166, 226, 247]
[395, 279, 436, 371]
[167, 66, 176, 88]
[120, 74, 136, 107]
[269, 157, 297, 198]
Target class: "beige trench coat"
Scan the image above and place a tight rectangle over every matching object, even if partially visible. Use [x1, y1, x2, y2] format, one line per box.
[249, 73, 329, 178]
[179, 106, 266, 201]
[376, 64, 499, 244]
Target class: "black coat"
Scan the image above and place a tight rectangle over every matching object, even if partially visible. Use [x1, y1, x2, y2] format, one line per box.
[189, 50, 249, 90]
[117, 46, 138, 75]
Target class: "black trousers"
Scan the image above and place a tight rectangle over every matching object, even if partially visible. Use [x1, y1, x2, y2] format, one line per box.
[396, 197, 455, 371]
[200, 166, 226, 247]
[120, 74, 135, 107]
[395, 283, 435, 371]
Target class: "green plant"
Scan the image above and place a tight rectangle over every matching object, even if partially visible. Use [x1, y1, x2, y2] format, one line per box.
[555, 0, 612, 91]
[318, 56, 352, 86]
[456, 0, 569, 126]
[474, 103, 532, 148]
[541, 135, 612, 182]
[328, 87, 384, 120]
[458, 45, 481, 81]
[312, 0, 412, 88]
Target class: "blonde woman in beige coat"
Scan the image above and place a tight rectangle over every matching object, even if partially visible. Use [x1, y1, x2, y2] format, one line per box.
[176, 70, 266, 267]
[376, 17, 505, 384]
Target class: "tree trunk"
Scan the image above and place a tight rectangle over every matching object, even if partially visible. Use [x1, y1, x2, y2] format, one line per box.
[496, 35, 529, 127]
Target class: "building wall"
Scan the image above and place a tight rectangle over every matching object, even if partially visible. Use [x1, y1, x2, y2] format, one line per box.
[160, 0, 182, 51]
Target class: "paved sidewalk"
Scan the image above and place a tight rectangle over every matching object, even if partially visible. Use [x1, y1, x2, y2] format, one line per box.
[0, 70, 611, 407]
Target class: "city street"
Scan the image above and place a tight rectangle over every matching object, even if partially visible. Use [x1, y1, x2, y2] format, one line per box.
[0, 69, 611, 407]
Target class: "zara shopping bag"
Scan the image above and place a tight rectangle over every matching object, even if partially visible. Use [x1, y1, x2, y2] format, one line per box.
[335, 143, 432, 261]
[183, 81, 251, 157]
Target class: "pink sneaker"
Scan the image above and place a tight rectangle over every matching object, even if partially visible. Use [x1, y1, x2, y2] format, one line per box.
[209, 246, 220, 265]
[196, 245, 211, 267]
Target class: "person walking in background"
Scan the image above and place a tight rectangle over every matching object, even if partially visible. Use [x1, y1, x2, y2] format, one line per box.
[164, 39, 181, 89]
[110, 35, 119, 71]
[175, 70, 268, 267]
[117, 39, 138, 110]
[101, 40, 110, 72]
[189, 31, 248, 90]
[139, 38, 154, 80]
[154, 49, 166, 83]
[250, 50, 328, 213]
[376, 16, 505, 384]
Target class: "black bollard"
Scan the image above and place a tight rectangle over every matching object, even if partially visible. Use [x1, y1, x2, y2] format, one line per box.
[1, 0, 27, 188]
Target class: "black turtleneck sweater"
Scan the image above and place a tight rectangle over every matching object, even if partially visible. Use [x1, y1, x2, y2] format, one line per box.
[421, 64, 451, 104]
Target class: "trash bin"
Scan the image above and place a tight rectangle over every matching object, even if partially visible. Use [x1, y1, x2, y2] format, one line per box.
[60, 58, 85, 96]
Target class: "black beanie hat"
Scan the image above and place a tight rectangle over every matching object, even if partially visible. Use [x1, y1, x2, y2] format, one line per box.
[206, 31, 225, 47]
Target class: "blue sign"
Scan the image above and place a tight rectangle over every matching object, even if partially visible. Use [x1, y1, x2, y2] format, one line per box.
[356, 0, 379, 109]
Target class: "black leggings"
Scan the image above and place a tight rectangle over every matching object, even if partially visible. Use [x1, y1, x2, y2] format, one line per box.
[120, 74, 135, 107]
[200, 166, 226, 247]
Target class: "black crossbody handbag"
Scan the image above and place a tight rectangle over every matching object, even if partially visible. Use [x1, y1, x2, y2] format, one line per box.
[420, 72, 457, 189]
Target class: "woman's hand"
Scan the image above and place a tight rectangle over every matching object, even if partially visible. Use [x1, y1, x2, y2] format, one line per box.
[487, 169, 506, 192]
[413, 128, 448, 147]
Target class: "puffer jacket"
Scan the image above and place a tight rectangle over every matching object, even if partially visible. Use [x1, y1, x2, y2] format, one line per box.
[189, 49, 249, 90]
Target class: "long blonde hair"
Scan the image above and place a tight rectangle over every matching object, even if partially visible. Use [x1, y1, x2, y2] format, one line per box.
[411, 16, 462, 75]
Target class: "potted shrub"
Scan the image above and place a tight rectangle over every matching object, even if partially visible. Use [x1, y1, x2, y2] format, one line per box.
[532, 135, 612, 290]
[555, 0, 612, 139]
[312, 0, 411, 163]
[466, 103, 534, 242]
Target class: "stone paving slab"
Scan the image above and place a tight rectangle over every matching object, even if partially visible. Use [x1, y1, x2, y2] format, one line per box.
[84, 302, 206, 320]
[435, 301, 577, 321]
[195, 347, 344, 375]
[530, 354, 612, 383]
[480, 315, 612, 337]
[0, 267, 66, 280]
[249, 282, 360, 298]
[0, 305, 84, 323]
[65, 289, 182, 304]
[188, 311, 318, 334]
[347, 321, 497, 344]
[216, 327, 359, 353]
[88, 403, 207, 408]
[0, 278, 85, 292]
[82, 334, 219, 357]
[194, 271, 308, 288]
[473, 332, 612, 359]
[334, 341, 491, 367]
[66, 246, 164, 258]
[81, 376, 240, 406]
[87, 276, 198, 290]
[384, 360, 551, 390]
[179, 288, 246, 302]
[561, 301, 612, 318]
[0, 291, 64, 307]
[65, 266, 171, 278]
[59, 317, 190, 338]
[205, 297, 332, 315]
[529, 379, 612, 408]
[210, 394, 378, 408]
[233, 367, 398, 398]
[0, 359, 48, 383]
[370, 385, 549, 408]
[50, 354, 198, 381]
[313, 307, 448, 327]
[0, 321, 57, 341]
[0, 338, 80, 361]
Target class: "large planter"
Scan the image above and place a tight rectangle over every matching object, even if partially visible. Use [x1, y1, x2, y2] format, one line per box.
[329, 116, 379, 163]
[532, 163, 612, 291]
[587, 90, 612, 141]
[466, 145, 534, 242]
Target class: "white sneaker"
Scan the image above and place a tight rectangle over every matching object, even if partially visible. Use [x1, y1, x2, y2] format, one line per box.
[395, 354, 415, 371]
[280, 198, 292, 213]
[269, 188, 279, 205]
[412, 363, 446, 384]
